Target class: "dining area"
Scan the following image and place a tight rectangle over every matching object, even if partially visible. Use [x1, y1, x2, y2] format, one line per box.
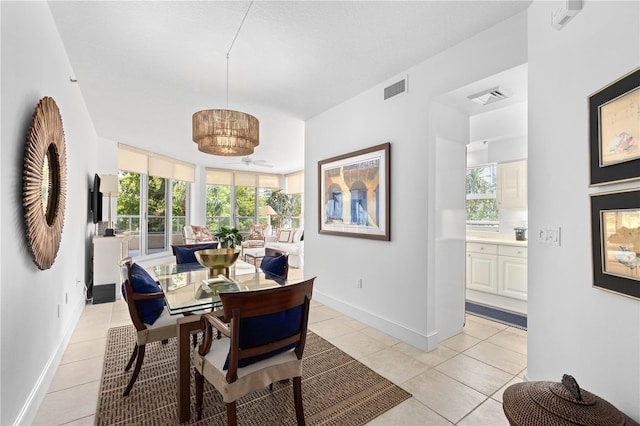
[109, 245, 313, 424]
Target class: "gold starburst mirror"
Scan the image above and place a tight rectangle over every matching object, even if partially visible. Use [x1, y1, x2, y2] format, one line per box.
[23, 97, 67, 270]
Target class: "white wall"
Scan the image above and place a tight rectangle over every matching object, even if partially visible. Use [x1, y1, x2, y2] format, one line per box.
[527, 0, 639, 420]
[467, 102, 528, 167]
[470, 102, 528, 145]
[305, 12, 528, 350]
[1, 2, 98, 424]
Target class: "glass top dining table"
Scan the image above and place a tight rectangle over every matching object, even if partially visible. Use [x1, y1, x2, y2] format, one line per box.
[148, 261, 290, 315]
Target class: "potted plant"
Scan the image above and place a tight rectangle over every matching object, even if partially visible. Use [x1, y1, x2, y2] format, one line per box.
[214, 226, 243, 248]
[266, 190, 295, 230]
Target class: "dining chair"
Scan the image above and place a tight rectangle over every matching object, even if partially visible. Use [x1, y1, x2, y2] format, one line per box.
[171, 241, 219, 264]
[259, 247, 289, 280]
[119, 257, 178, 396]
[170, 243, 219, 347]
[193, 277, 315, 425]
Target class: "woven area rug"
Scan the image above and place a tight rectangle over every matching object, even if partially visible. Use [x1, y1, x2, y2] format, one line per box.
[96, 325, 411, 425]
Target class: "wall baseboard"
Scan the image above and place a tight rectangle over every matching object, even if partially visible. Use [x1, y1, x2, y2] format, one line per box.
[313, 290, 435, 351]
[14, 296, 86, 425]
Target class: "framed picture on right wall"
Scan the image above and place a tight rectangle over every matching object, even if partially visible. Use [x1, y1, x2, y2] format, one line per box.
[589, 67, 640, 186]
[590, 189, 640, 300]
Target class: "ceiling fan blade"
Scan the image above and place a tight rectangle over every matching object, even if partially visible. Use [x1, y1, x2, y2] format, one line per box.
[221, 157, 273, 168]
[253, 162, 274, 168]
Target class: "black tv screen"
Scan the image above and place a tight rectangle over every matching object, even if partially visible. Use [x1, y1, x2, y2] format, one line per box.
[91, 174, 102, 224]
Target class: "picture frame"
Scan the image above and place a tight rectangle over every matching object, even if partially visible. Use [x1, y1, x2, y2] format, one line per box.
[589, 67, 640, 186]
[590, 189, 640, 300]
[318, 142, 390, 240]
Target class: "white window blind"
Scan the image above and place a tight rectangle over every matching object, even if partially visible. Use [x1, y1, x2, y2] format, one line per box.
[285, 170, 304, 194]
[206, 169, 233, 186]
[205, 168, 281, 189]
[118, 144, 195, 182]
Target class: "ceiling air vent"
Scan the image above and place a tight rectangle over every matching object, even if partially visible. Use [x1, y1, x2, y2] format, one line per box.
[467, 86, 511, 106]
[384, 78, 407, 101]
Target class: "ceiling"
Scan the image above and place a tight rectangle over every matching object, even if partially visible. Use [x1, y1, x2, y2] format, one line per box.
[49, 1, 531, 174]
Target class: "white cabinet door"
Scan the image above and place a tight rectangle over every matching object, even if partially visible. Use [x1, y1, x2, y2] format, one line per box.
[466, 251, 498, 294]
[498, 256, 527, 300]
[497, 160, 527, 209]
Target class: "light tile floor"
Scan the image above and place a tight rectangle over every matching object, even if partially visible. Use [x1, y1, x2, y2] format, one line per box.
[33, 268, 526, 425]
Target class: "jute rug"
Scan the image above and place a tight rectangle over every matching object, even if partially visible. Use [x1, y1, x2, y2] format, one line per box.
[96, 325, 411, 425]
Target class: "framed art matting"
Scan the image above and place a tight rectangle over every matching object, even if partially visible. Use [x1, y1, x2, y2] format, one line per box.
[318, 142, 390, 241]
[590, 189, 640, 299]
[589, 67, 640, 186]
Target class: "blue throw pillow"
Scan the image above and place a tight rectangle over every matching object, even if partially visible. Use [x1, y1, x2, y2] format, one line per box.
[260, 255, 286, 278]
[126, 263, 165, 325]
[223, 305, 303, 370]
[174, 243, 218, 264]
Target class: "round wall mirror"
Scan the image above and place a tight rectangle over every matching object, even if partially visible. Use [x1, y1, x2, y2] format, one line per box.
[23, 97, 67, 270]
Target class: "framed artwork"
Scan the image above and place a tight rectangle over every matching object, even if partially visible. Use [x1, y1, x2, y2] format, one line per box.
[589, 67, 640, 186]
[318, 143, 390, 240]
[590, 189, 640, 300]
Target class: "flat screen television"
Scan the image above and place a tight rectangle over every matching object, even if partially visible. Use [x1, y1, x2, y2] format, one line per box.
[90, 174, 102, 224]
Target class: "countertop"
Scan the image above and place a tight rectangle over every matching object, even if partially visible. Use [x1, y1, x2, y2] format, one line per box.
[466, 232, 528, 247]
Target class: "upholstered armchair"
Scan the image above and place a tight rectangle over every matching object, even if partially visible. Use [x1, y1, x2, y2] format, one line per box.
[183, 225, 215, 244]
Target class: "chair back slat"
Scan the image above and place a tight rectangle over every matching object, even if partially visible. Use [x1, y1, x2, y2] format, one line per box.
[219, 278, 311, 319]
[222, 278, 315, 382]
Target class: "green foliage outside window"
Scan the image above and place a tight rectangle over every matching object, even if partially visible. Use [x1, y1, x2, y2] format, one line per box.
[235, 186, 255, 231]
[466, 166, 498, 222]
[117, 171, 187, 233]
[466, 199, 498, 221]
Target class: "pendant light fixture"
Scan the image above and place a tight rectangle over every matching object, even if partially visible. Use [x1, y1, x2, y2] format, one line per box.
[192, 2, 259, 156]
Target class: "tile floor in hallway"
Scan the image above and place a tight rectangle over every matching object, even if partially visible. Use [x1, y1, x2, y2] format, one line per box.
[34, 270, 526, 425]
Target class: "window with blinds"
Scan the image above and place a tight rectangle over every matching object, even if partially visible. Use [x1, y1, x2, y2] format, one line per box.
[117, 144, 195, 256]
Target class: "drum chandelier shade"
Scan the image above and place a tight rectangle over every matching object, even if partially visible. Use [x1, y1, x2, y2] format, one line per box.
[192, 109, 259, 156]
[192, 2, 259, 157]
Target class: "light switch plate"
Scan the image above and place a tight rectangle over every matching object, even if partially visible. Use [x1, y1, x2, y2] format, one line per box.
[538, 226, 561, 246]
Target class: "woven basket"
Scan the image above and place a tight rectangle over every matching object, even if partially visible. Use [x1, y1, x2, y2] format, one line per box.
[502, 374, 638, 426]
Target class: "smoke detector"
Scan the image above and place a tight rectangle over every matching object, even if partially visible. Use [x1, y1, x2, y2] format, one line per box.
[467, 86, 511, 106]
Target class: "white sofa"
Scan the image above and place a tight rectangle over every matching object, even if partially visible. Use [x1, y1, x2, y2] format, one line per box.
[264, 229, 304, 268]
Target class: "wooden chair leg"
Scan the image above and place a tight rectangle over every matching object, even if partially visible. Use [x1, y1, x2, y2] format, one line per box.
[124, 344, 138, 372]
[195, 369, 204, 420]
[226, 401, 238, 426]
[293, 376, 305, 426]
[123, 344, 145, 396]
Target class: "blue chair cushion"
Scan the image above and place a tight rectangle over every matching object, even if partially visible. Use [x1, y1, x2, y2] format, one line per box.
[260, 255, 287, 278]
[174, 243, 218, 264]
[223, 305, 303, 370]
[121, 263, 165, 325]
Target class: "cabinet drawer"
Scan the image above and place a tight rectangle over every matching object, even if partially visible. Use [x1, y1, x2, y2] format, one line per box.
[499, 245, 527, 258]
[467, 242, 498, 255]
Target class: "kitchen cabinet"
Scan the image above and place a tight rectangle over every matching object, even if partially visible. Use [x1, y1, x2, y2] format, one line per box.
[498, 245, 528, 300]
[466, 242, 498, 293]
[466, 241, 527, 301]
[93, 235, 129, 304]
[497, 160, 527, 209]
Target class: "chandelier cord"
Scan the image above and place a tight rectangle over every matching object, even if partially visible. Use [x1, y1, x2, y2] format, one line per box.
[225, 1, 254, 108]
